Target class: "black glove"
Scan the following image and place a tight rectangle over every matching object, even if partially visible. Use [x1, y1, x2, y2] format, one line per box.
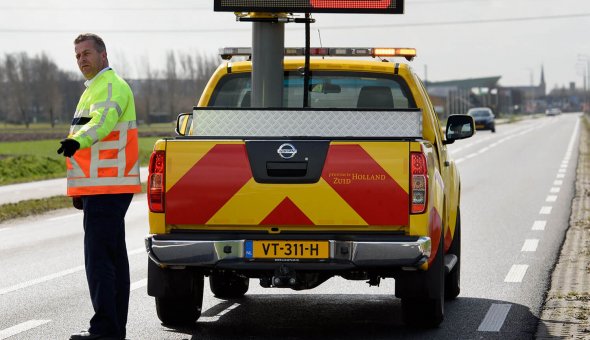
[72, 196, 83, 210]
[57, 138, 80, 157]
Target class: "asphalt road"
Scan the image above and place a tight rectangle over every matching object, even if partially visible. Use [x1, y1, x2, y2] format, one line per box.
[0, 113, 581, 339]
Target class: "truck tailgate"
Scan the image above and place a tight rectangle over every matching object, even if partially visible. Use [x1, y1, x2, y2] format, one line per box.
[164, 140, 410, 227]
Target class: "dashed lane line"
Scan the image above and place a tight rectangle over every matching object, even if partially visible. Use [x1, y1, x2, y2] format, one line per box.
[478, 304, 512, 332]
[0, 247, 144, 296]
[556, 173, 565, 179]
[521, 239, 539, 252]
[546, 195, 558, 202]
[200, 303, 240, 323]
[539, 206, 552, 215]
[130, 278, 147, 292]
[550, 187, 561, 193]
[553, 180, 563, 186]
[504, 265, 529, 283]
[532, 220, 547, 231]
[454, 121, 548, 164]
[0, 319, 50, 340]
[0, 228, 12, 232]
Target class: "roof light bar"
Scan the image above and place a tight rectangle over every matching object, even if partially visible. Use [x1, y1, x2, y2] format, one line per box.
[219, 47, 417, 61]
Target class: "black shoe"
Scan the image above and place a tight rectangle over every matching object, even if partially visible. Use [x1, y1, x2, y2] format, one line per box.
[69, 330, 120, 340]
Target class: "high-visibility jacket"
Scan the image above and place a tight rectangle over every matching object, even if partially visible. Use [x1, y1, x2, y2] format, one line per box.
[66, 68, 141, 196]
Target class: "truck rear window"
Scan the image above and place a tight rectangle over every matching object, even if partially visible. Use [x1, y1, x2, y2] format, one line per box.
[208, 71, 416, 109]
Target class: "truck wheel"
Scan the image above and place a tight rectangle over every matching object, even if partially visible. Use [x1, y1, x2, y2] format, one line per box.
[401, 229, 445, 328]
[445, 208, 461, 300]
[155, 273, 204, 326]
[209, 272, 249, 299]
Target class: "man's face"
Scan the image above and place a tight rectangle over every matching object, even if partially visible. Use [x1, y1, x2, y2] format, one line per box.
[75, 40, 107, 80]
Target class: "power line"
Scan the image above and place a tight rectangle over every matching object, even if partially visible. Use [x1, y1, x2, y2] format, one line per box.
[0, 12, 588, 34]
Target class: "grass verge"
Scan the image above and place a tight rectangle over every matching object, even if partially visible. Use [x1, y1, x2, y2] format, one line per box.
[0, 196, 72, 224]
[0, 184, 146, 224]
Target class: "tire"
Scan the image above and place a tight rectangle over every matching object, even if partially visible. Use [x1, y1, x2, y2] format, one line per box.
[445, 208, 461, 300]
[209, 272, 249, 299]
[401, 229, 445, 328]
[155, 273, 204, 326]
[491, 125, 496, 133]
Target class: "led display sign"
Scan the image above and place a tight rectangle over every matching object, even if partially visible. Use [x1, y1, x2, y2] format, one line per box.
[214, 0, 404, 14]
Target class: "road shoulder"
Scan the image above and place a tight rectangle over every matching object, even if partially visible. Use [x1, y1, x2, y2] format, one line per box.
[536, 115, 590, 338]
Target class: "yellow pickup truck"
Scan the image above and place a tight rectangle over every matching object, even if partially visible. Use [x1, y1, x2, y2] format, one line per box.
[145, 47, 474, 327]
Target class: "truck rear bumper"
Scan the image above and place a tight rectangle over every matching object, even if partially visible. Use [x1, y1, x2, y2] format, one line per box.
[145, 235, 431, 269]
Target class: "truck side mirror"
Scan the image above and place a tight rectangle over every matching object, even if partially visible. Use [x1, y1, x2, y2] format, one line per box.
[176, 113, 192, 136]
[444, 114, 475, 144]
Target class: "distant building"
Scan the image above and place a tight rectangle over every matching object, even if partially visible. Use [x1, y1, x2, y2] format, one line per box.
[547, 82, 586, 112]
[499, 66, 547, 114]
[425, 66, 561, 116]
[425, 76, 501, 117]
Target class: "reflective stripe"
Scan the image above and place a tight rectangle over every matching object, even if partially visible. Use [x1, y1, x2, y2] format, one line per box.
[68, 176, 140, 187]
[79, 83, 114, 144]
[67, 157, 86, 178]
[74, 109, 90, 118]
[90, 100, 123, 117]
[127, 160, 140, 176]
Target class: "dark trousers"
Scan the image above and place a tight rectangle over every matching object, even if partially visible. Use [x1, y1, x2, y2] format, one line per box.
[82, 193, 133, 338]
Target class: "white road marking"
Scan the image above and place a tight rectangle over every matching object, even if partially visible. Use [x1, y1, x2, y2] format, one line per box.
[558, 169, 566, 173]
[0, 319, 51, 339]
[130, 278, 147, 291]
[200, 303, 240, 322]
[532, 220, 547, 231]
[550, 187, 560, 193]
[521, 239, 539, 252]
[451, 121, 548, 165]
[48, 213, 82, 221]
[560, 164, 567, 169]
[564, 118, 580, 155]
[504, 265, 528, 283]
[478, 147, 490, 154]
[556, 173, 565, 178]
[546, 195, 558, 202]
[0, 247, 144, 296]
[553, 180, 563, 186]
[0, 265, 85, 296]
[478, 304, 512, 332]
[128, 248, 146, 256]
[539, 206, 552, 215]
[0, 227, 12, 232]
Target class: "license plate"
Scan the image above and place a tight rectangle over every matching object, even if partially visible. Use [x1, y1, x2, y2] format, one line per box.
[476, 124, 484, 129]
[245, 240, 329, 259]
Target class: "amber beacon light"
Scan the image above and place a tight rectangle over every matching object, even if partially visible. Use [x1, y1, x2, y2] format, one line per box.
[213, 0, 405, 14]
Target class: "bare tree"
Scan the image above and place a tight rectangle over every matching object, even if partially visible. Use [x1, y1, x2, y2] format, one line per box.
[4, 53, 33, 127]
[165, 51, 178, 120]
[36, 53, 62, 128]
[136, 57, 160, 126]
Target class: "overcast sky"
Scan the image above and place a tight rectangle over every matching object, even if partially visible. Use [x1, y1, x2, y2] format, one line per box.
[1, 0, 589, 90]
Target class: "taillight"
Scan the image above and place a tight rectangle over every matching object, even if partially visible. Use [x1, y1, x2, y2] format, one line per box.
[148, 150, 165, 213]
[410, 152, 428, 214]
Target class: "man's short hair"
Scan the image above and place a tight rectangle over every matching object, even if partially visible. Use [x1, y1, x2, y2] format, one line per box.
[74, 33, 106, 53]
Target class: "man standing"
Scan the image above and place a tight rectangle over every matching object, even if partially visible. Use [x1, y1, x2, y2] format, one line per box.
[58, 33, 141, 340]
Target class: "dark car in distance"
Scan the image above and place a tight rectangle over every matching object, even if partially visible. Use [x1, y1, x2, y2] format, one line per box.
[467, 107, 496, 133]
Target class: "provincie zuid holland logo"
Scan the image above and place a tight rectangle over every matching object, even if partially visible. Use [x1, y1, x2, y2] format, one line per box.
[277, 143, 298, 159]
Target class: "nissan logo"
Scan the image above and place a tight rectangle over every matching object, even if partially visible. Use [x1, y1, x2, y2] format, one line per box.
[277, 143, 297, 159]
